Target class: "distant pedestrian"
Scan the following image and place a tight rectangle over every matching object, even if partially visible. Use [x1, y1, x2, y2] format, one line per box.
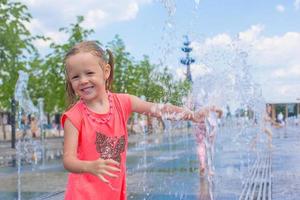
[194, 106, 222, 176]
[251, 104, 275, 150]
[30, 116, 38, 138]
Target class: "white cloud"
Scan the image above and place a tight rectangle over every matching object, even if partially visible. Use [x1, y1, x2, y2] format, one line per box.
[21, 0, 151, 30]
[82, 9, 108, 29]
[82, 1, 141, 29]
[204, 34, 232, 46]
[238, 24, 264, 43]
[276, 4, 285, 13]
[19, 0, 152, 48]
[24, 18, 67, 49]
[190, 26, 300, 102]
[294, 0, 300, 10]
[239, 31, 300, 102]
[121, 1, 139, 20]
[20, 0, 152, 53]
[246, 31, 300, 102]
[252, 32, 300, 67]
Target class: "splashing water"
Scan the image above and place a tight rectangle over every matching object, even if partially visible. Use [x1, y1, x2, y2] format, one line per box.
[14, 70, 45, 200]
[189, 34, 270, 199]
[158, 0, 176, 16]
[134, 1, 269, 199]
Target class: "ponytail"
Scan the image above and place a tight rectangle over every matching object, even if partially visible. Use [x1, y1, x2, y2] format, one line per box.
[105, 49, 114, 91]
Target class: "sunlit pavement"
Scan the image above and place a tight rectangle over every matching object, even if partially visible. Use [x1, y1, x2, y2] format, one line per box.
[127, 126, 248, 200]
[126, 125, 300, 200]
[0, 124, 299, 200]
[272, 126, 300, 200]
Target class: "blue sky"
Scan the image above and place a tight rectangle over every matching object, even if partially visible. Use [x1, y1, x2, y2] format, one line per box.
[21, 0, 300, 103]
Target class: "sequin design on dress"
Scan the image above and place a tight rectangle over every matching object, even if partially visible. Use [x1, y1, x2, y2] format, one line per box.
[95, 132, 126, 162]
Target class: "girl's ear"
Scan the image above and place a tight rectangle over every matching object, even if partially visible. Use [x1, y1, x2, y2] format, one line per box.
[104, 64, 111, 79]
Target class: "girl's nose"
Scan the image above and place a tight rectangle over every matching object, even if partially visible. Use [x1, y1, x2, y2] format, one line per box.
[79, 76, 88, 84]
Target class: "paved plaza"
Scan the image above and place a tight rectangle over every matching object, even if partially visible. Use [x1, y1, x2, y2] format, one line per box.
[0, 124, 299, 200]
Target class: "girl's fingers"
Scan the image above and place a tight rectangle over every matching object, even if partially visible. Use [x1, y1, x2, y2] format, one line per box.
[98, 174, 109, 183]
[185, 112, 193, 120]
[102, 170, 119, 178]
[97, 169, 119, 183]
[104, 159, 120, 166]
[104, 165, 121, 172]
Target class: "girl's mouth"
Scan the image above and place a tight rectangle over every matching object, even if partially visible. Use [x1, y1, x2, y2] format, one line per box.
[81, 86, 94, 93]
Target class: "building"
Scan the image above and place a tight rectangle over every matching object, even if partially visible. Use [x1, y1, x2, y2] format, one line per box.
[267, 100, 300, 121]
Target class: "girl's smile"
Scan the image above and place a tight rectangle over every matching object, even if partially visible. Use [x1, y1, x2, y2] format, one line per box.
[80, 86, 95, 94]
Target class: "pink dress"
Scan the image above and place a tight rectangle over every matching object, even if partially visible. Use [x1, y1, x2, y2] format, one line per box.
[61, 93, 132, 200]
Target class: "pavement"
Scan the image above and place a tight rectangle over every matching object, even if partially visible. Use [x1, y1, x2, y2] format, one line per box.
[0, 124, 299, 200]
[272, 125, 300, 200]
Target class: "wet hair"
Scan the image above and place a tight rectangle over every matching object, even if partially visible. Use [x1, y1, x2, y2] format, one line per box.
[63, 41, 114, 106]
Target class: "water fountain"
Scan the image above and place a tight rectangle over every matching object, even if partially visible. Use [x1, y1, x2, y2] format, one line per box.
[0, 1, 284, 200]
[125, 2, 273, 199]
[14, 70, 44, 200]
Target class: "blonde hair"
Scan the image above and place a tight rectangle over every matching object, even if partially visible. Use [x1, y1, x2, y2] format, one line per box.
[64, 41, 114, 107]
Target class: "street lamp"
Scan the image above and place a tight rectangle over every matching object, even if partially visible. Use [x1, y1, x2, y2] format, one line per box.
[180, 35, 195, 83]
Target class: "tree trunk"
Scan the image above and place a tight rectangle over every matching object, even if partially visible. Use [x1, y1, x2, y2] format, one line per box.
[1, 113, 6, 140]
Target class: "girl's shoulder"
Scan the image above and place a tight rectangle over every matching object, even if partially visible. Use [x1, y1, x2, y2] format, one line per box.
[110, 92, 132, 119]
[111, 92, 132, 105]
[64, 101, 82, 115]
[61, 101, 83, 130]
[111, 92, 130, 99]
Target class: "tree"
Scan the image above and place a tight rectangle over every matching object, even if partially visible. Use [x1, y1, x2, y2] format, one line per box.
[0, 0, 36, 109]
[107, 35, 135, 93]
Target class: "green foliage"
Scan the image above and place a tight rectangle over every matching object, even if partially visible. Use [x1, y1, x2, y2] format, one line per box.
[0, 0, 36, 109]
[107, 35, 133, 93]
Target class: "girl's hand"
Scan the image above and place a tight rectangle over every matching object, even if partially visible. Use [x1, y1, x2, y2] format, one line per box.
[193, 106, 223, 122]
[88, 158, 121, 183]
[209, 106, 223, 118]
[193, 108, 209, 122]
[181, 109, 195, 121]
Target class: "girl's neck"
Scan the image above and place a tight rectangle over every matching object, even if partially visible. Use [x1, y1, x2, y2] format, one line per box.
[83, 91, 110, 114]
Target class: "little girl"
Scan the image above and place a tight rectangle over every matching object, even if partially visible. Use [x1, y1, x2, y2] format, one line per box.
[195, 114, 207, 176]
[61, 41, 214, 200]
[195, 107, 222, 176]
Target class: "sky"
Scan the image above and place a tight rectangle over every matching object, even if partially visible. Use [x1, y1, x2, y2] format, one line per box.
[20, 0, 300, 103]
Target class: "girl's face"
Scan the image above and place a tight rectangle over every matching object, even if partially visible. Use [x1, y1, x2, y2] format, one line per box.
[66, 52, 110, 103]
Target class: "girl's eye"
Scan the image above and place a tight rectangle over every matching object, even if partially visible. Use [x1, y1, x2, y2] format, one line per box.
[72, 75, 79, 80]
[87, 72, 94, 75]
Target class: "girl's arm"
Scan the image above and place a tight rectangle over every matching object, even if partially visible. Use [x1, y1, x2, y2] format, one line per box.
[129, 95, 195, 121]
[63, 119, 120, 183]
